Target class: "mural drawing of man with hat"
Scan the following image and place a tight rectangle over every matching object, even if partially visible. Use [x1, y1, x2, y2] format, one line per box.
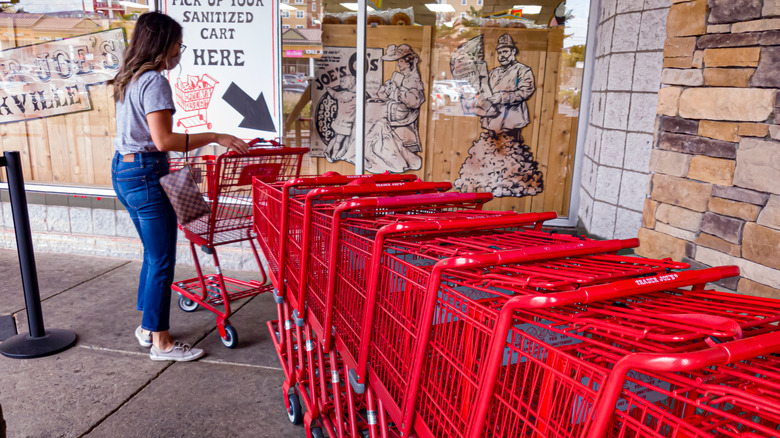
[453, 33, 544, 198]
[376, 43, 425, 152]
[481, 33, 536, 142]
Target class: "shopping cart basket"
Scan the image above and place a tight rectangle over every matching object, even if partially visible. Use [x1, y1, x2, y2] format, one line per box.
[171, 141, 307, 348]
[349, 234, 693, 437]
[460, 264, 780, 438]
[252, 172, 418, 294]
[256, 180, 459, 434]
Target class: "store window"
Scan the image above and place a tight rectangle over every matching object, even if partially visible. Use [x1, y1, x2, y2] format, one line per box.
[0, 0, 141, 187]
[302, 1, 591, 218]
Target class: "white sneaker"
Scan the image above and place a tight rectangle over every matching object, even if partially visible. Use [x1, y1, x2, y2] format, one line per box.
[135, 326, 152, 348]
[150, 342, 204, 362]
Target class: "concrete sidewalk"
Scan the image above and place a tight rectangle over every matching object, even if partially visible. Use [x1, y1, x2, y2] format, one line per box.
[0, 249, 301, 437]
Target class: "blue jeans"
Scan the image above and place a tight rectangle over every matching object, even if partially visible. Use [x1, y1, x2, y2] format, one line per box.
[112, 151, 177, 333]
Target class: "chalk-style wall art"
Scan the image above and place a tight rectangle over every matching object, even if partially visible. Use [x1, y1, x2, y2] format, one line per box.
[452, 33, 544, 197]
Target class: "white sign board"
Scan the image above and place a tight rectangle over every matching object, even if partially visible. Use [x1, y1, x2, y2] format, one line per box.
[162, 0, 280, 139]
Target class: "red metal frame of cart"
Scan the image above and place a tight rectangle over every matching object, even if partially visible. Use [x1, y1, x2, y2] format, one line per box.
[298, 207, 681, 438]
[263, 181, 465, 436]
[171, 141, 307, 348]
[252, 172, 417, 294]
[458, 265, 780, 438]
[293, 196, 510, 437]
[348, 233, 698, 436]
[255, 177, 465, 435]
[586, 331, 780, 437]
[175, 74, 218, 133]
[253, 174, 423, 387]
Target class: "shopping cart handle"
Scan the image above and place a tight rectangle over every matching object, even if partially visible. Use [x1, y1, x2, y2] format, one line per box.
[587, 330, 780, 438]
[247, 138, 282, 147]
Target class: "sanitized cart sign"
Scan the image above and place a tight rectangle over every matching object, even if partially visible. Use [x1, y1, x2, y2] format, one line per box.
[162, 0, 280, 139]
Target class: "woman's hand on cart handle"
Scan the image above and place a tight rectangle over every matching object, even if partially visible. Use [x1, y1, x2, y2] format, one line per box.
[214, 133, 250, 154]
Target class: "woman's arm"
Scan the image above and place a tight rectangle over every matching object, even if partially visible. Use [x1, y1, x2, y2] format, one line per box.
[147, 110, 249, 153]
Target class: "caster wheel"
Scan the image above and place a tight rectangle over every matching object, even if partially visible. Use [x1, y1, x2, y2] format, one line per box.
[310, 426, 325, 438]
[286, 391, 303, 425]
[178, 294, 199, 312]
[221, 325, 238, 348]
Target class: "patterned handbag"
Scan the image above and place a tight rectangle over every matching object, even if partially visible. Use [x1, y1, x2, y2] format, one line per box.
[159, 151, 211, 225]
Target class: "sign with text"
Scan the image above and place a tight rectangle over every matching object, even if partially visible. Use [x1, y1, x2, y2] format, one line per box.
[163, 0, 280, 138]
[0, 29, 125, 124]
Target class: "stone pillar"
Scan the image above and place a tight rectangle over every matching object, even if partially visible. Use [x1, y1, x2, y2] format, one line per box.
[637, 0, 780, 297]
[578, 0, 670, 240]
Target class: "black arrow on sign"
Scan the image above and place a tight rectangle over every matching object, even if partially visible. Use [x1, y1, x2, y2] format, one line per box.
[222, 82, 276, 132]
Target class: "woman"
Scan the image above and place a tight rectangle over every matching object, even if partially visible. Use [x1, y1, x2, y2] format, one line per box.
[109, 12, 248, 361]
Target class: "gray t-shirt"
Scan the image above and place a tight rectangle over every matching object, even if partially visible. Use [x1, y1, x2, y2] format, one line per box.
[114, 71, 176, 155]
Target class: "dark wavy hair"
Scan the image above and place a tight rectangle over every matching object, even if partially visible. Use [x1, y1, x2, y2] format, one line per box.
[109, 12, 182, 102]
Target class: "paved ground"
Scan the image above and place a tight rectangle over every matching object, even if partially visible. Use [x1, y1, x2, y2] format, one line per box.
[0, 249, 301, 438]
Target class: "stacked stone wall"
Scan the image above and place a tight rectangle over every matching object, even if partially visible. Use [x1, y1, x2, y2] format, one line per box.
[639, 0, 780, 296]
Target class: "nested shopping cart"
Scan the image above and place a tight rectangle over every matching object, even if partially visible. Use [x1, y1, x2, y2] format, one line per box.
[254, 179, 461, 436]
[343, 231, 698, 437]
[170, 140, 307, 348]
[459, 264, 780, 438]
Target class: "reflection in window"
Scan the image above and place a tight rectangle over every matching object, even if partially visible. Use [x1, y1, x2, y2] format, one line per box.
[0, 1, 142, 186]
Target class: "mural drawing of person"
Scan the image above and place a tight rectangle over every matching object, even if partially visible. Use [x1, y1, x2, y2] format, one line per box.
[480, 34, 536, 141]
[364, 43, 424, 173]
[323, 75, 357, 162]
[453, 33, 544, 197]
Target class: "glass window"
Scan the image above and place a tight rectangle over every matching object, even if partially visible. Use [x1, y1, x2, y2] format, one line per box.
[296, 25, 304, 29]
[282, 10, 290, 18]
[0, 1, 137, 187]
[301, 0, 591, 219]
[283, 24, 291, 29]
[295, 0, 304, 4]
[312, 3, 316, 11]
[296, 10, 305, 19]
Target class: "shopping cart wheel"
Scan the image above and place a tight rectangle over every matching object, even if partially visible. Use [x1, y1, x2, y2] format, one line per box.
[286, 392, 303, 425]
[178, 294, 199, 312]
[309, 426, 324, 438]
[221, 325, 238, 349]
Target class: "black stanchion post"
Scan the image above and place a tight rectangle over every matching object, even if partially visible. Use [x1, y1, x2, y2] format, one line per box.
[0, 151, 76, 359]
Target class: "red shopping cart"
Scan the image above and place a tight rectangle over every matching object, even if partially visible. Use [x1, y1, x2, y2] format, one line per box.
[255, 180, 463, 436]
[175, 74, 218, 133]
[348, 234, 695, 437]
[461, 265, 780, 438]
[171, 140, 307, 348]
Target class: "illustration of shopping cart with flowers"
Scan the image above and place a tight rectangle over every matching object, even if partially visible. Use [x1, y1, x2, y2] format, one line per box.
[175, 74, 218, 133]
